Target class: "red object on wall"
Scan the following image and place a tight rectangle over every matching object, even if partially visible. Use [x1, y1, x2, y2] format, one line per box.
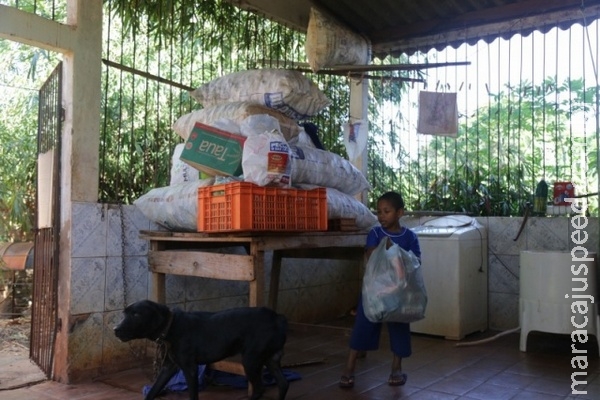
[553, 182, 575, 206]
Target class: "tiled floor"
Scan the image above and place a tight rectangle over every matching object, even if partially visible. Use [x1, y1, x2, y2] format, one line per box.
[2, 317, 600, 399]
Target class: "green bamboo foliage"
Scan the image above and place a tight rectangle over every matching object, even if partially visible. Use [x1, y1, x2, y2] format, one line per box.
[412, 77, 597, 215]
[1, 1, 598, 243]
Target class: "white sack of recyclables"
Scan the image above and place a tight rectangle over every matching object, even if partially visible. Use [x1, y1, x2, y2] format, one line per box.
[305, 6, 371, 73]
[170, 143, 200, 186]
[133, 178, 215, 231]
[171, 101, 301, 142]
[290, 145, 370, 196]
[189, 68, 331, 120]
[134, 180, 377, 232]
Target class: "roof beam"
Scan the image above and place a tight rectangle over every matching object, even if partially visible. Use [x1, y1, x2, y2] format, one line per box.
[0, 4, 74, 53]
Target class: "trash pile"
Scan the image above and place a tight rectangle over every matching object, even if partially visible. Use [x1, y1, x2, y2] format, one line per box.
[134, 68, 377, 232]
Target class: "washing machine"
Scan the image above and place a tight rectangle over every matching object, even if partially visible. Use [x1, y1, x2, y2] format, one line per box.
[410, 215, 488, 340]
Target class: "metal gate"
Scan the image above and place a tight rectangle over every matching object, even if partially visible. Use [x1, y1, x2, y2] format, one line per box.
[30, 63, 62, 378]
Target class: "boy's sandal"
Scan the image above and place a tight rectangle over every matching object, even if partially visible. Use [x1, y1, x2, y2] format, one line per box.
[388, 372, 407, 386]
[339, 375, 355, 388]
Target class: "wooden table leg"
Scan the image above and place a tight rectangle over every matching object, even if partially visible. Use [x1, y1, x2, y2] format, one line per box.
[249, 244, 265, 307]
[268, 250, 283, 311]
[150, 271, 166, 304]
[149, 241, 166, 303]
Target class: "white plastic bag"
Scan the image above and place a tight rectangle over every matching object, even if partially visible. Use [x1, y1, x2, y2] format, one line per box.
[239, 114, 282, 138]
[343, 119, 368, 163]
[242, 130, 292, 187]
[362, 238, 427, 323]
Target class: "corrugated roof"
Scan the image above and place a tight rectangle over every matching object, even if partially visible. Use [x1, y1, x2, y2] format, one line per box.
[226, 0, 600, 57]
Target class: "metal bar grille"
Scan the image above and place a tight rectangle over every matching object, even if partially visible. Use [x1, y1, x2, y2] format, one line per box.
[30, 228, 58, 378]
[97, 2, 599, 215]
[396, 23, 599, 214]
[30, 62, 62, 379]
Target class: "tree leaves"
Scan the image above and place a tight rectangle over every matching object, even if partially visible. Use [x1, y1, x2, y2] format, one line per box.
[414, 77, 597, 215]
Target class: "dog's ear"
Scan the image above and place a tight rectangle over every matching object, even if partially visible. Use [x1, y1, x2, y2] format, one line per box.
[141, 300, 172, 339]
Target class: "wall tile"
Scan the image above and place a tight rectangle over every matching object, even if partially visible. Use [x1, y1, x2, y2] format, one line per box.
[71, 257, 106, 314]
[107, 204, 150, 258]
[67, 208, 600, 380]
[488, 217, 527, 256]
[526, 217, 569, 251]
[102, 310, 147, 368]
[401, 215, 439, 228]
[182, 275, 247, 303]
[488, 292, 519, 331]
[68, 312, 104, 373]
[488, 254, 519, 295]
[187, 296, 247, 312]
[71, 202, 107, 258]
[105, 256, 149, 311]
[278, 260, 304, 290]
[401, 216, 421, 228]
[164, 274, 187, 303]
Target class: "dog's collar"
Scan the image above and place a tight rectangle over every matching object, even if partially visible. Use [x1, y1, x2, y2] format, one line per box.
[155, 310, 174, 342]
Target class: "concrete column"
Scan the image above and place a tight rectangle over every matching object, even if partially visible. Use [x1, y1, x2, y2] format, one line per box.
[0, 0, 102, 382]
[349, 77, 369, 205]
[56, 0, 102, 383]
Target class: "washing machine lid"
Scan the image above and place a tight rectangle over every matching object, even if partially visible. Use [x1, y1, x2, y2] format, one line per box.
[412, 215, 474, 237]
[422, 215, 473, 228]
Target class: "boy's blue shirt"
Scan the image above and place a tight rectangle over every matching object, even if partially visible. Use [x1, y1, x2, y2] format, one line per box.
[366, 225, 421, 259]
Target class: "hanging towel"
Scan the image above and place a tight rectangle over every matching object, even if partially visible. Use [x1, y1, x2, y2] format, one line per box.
[417, 91, 458, 137]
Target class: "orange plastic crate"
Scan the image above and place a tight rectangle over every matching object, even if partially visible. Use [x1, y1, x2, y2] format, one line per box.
[198, 182, 328, 232]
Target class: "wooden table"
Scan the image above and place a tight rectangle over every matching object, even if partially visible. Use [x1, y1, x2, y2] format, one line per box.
[139, 230, 367, 309]
[139, 229, 367, 384]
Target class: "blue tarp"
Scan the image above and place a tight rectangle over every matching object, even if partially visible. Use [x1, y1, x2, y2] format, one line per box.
[142, 365, 302, 396]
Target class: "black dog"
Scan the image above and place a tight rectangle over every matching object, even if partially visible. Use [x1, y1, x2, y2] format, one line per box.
[114, 300, 289, 400]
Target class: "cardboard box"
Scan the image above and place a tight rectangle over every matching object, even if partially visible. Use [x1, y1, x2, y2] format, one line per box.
[553, 181, 575, 206]
[180, 122, 246, 177]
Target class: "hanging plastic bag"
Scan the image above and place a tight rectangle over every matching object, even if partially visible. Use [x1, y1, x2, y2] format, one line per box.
[362, 238, 427, 323]
[342, 119, 368, 164]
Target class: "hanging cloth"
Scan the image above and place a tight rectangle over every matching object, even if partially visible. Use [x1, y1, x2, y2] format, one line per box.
[417, 91, 458, 137]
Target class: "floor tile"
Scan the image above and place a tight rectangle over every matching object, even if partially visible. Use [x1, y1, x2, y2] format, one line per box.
[2, 319, 600, 400]
[523, 376, 575, 397]
[425, 376, 484, 396]
[463, 381, 521, 400]
[484, 371, 536, 389]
